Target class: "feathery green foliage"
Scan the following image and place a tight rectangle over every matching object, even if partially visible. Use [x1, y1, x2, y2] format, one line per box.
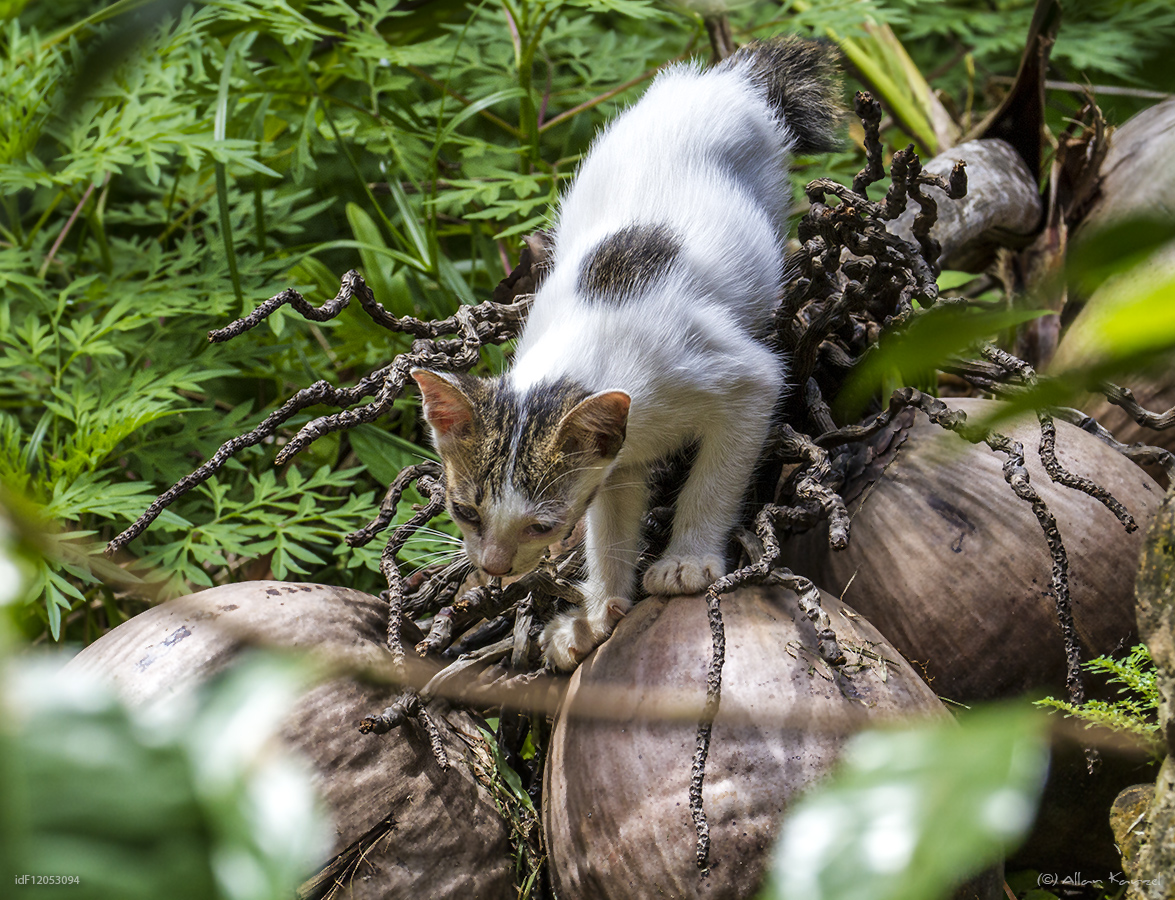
[1037, 644, 1163, 758]
[3, 0, 1175, 645]
[0, 0, 691, 640]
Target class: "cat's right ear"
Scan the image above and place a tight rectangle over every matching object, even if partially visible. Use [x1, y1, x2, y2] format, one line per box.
[556, 390, 630, 460]
[411, 370, 475, 440]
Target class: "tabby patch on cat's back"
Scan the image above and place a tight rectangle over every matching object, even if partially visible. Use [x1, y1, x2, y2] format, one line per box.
[577, 224, 683, 304]
[414, 36, 843, 670]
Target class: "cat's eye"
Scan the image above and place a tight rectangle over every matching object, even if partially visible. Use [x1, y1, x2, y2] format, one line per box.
[525, 522, 556, 538]
[451, 503, 481, 526]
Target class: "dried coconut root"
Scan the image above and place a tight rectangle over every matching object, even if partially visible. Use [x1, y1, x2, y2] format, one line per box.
[976, 346, 1137, 531]
[346, 466, 449, 753]
[776, 92, 966, 440]
[685, 420, 861, 869]
[105, 261, 537, 557]
[941, 356, 1175, 483]
[105, 246, 549, 771]
[688, 586, 724, 870]
[904, 390, 1087, 705]
[850, 92, 884, 196]
[1055, 407, 1175, 483]
[1101, 382, 1175, 431]
[356, 690, 450, 769]
[687, 500, 848, 870]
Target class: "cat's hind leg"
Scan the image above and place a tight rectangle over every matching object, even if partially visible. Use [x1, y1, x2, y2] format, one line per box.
[541, 464, 647, 669]
[643, 344, 783, 595]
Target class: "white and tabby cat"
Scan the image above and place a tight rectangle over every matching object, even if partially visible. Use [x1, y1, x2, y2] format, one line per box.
[412, 38, 841, 670]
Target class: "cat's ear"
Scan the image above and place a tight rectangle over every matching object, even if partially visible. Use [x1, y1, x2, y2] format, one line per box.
[556, 390, 630, 459]
[412, 369, 475, 439]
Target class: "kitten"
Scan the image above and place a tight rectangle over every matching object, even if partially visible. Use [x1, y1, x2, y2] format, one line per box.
[412, 37, 842, 670]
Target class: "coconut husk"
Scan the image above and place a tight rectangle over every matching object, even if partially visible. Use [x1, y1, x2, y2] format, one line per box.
[542, 583, 990, 900]
[65, 581, 516, 900]
[781, 397, 1159, 703]
[780, 397, 1163, 871]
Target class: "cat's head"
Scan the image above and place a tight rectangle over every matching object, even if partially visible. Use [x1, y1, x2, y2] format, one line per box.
[411, 369, 629, 578]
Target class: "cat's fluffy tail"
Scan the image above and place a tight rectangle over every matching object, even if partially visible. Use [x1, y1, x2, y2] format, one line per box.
[720, 36, 844, 155]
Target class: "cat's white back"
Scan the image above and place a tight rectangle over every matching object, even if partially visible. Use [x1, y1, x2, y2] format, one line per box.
[412, 39, 842, 669]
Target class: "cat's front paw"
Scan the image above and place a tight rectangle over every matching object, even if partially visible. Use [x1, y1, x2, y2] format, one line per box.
[540, 603, 627, 671]
[643, 554, 724, 595]
[541, 612, 599, 671]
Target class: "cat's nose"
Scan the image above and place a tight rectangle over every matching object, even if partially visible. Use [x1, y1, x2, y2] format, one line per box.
[480, 543, 513, 576]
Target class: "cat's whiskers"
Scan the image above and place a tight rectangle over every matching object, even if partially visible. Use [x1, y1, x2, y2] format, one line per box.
[403, 536, 465, 547]
[594, 554, 643, 570]
[402, 541, 466, 555]
[409, 525, 464, 538]
[531, 457, 641, 501]
[595, 538, 643, 556]
[405, 555, 466, 573]
[402, 544, 467, 559]
[597, 480, 649, 491]
[591, 539, 644, 562]
[533, 469, 585, 500]
[531, 452, 596, 496]
[404, 549, 470, 573]
[403, 533, 465, 547]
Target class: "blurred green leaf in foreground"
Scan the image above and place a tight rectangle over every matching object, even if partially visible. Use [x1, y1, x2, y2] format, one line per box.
[835, 305, 1049, 420]
[761, 705, 1050, 900]
[0, 651, 331, 899]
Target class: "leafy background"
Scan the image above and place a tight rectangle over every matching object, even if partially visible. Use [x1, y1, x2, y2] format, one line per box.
[2, 0, 1173, 647]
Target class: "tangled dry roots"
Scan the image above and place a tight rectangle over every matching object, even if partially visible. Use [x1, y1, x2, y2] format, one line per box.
[108, 91, 1175, 875]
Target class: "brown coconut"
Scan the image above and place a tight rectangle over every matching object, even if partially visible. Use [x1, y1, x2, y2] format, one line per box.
[780, 397, 1159, 704]
[1048, 97, 1175, 470]
[778, 398, 1162, 871]
[543, 583, 973, 900]
[65, 581, 515, 900]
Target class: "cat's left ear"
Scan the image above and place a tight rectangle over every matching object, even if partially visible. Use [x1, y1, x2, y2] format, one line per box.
[556, 390, 630, 459]
[411, 369, 475, 440]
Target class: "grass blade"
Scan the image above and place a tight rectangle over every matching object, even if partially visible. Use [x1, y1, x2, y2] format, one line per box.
[214, 34, 249, 311]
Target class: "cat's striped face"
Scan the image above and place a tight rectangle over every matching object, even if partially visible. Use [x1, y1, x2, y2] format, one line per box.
[412, 370, 629, 578]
